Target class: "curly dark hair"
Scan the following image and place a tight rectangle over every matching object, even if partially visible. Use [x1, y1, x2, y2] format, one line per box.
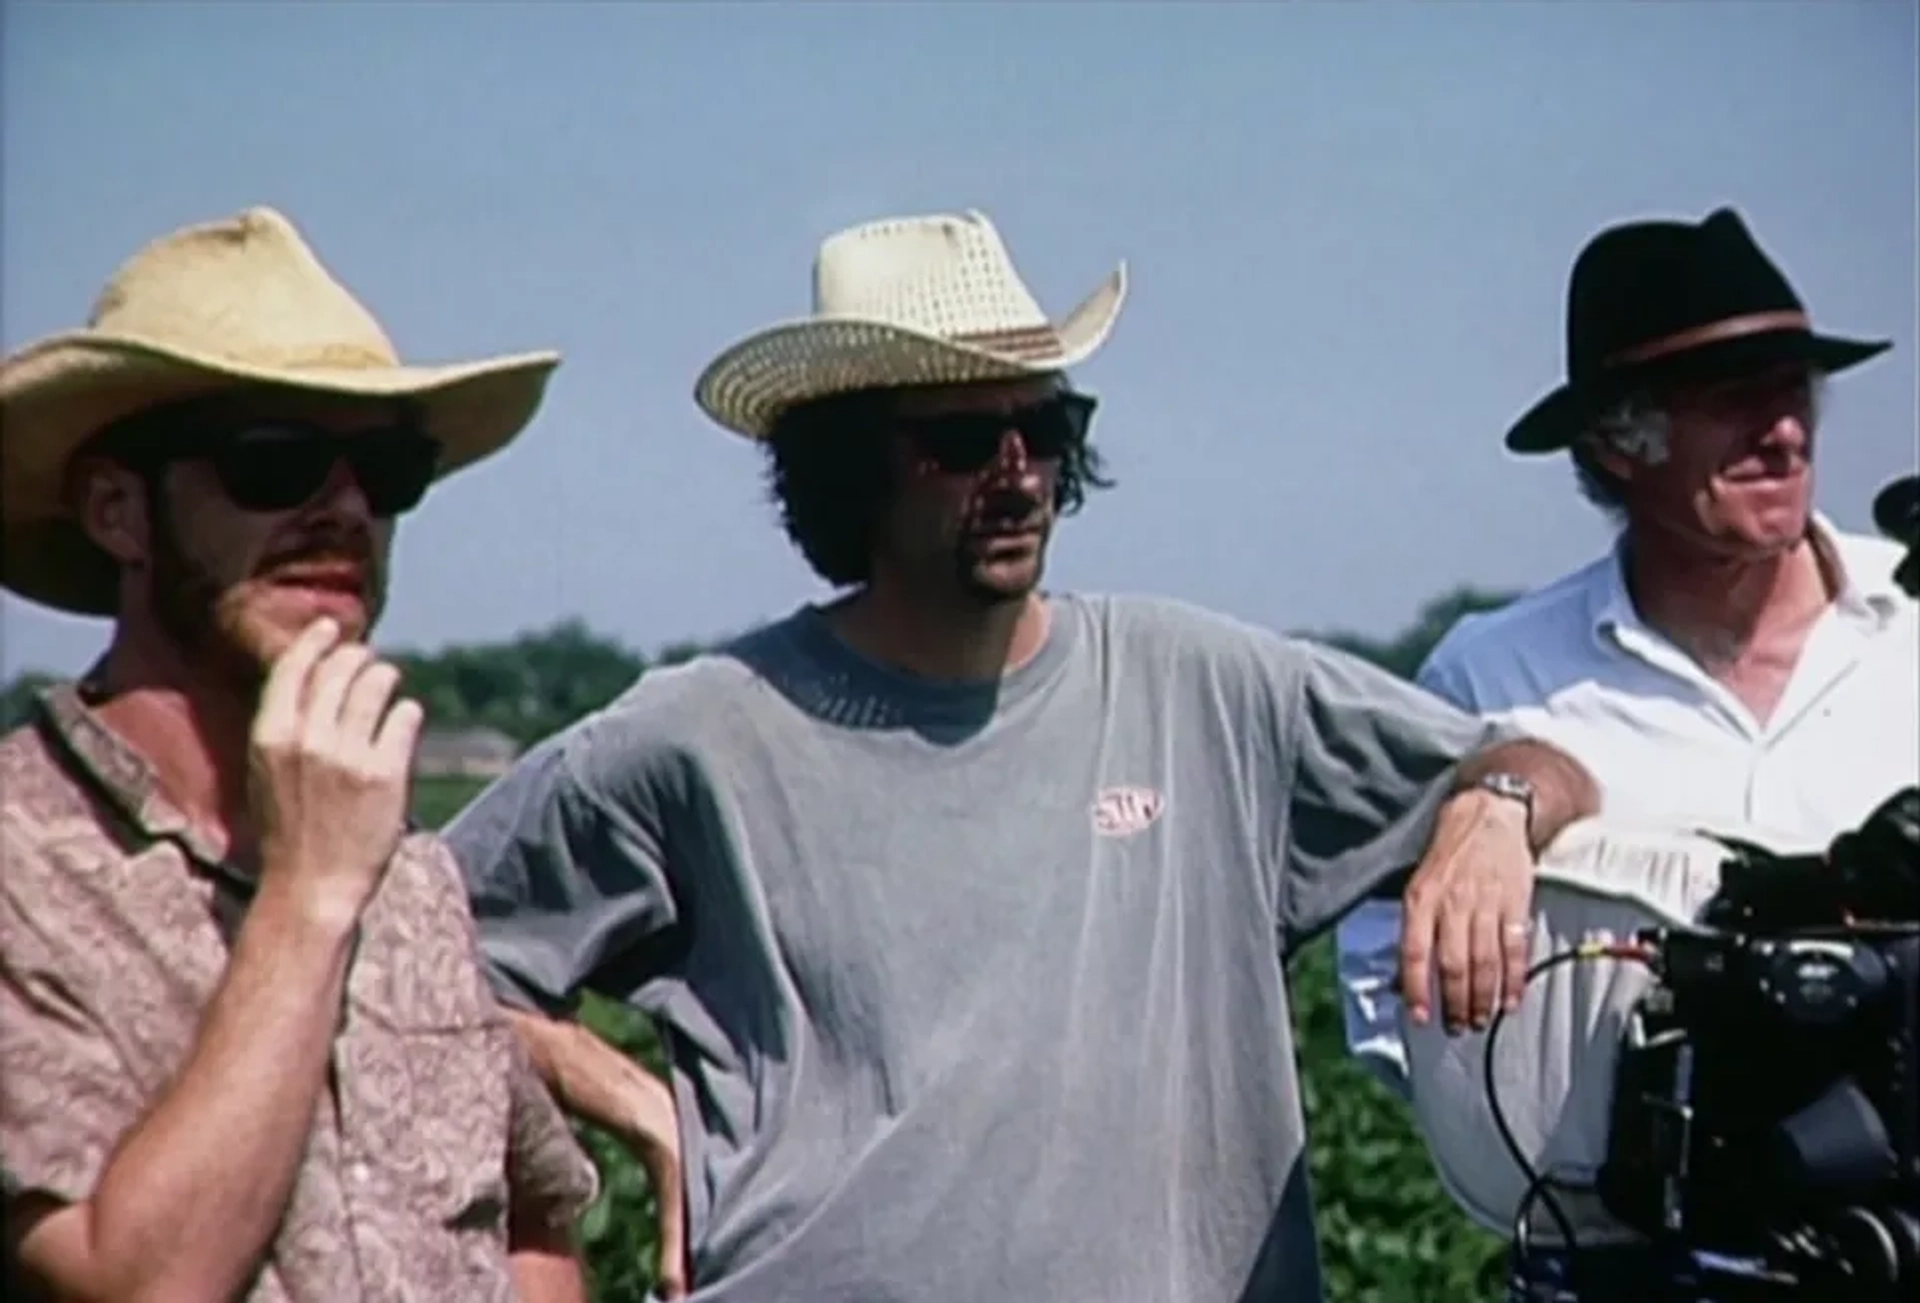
[763, 385, 1115, 588]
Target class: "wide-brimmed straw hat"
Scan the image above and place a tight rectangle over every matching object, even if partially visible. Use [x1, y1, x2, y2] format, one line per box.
[694, 209, 1127, 440]
[1, 205, 560, 615]
[1505, 207, 1891, 454]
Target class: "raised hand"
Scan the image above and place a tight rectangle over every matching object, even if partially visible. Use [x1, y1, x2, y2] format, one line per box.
[248, 617, 425, 921]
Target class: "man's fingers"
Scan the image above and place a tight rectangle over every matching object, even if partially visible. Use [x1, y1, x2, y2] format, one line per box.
[372, 697, 425, 770]
[338, 661, 403, 743]
[1436, 904, 1474, 1030]
[254, 618, 340, 742]
[302, 643, 375, 736]
[1400, 891, 1452, 1027]
[1500, 908, 1532, 1013]
[1468, 905, 1504, 1028]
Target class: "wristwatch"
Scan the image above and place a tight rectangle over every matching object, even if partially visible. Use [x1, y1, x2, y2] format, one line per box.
[1471, 771, 1537, 832]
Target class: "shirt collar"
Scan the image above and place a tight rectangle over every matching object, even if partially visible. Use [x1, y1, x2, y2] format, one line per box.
[1589, 512, 1902, 642]
[33, 673, 229, 866]
[1827, 521, 1908, 619]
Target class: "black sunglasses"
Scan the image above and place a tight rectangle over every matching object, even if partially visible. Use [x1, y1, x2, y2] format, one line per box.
[901, 391, 1097, 474]
[122, 421, 443, 517]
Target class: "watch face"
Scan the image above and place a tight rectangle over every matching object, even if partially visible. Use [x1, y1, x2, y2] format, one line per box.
[1482, 772, 1535, 802]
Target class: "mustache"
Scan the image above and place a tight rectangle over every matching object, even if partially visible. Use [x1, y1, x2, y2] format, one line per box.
[258, 528, 377, 578]
[968, 485, 1047, 528]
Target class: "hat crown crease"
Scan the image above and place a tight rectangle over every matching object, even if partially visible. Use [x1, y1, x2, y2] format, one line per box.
[812, 213, 1055, 340]
[85, 206, 402, 370]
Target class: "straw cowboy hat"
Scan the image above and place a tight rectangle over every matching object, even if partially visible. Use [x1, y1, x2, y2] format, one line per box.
[1506, 206, 1891, 454]
[694, 209, 1127, 440]
[1, 205, 560, 616]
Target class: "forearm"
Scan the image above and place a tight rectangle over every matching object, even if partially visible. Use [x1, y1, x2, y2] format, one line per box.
[507, 1008, 690, 1297]
[506, 1009, 675, 1163]
[58, 879, 356, 1301]
[1454, 736, 1599, 851]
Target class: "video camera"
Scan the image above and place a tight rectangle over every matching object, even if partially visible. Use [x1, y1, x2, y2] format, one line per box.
[1593, 473, 1920, 1300]
[1597, 789, 1920, 1300]
[1873, 473, 1919, 598]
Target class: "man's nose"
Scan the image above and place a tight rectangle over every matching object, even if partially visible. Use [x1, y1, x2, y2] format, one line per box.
[990, 428, 1031, 472]
[311, 458, 376, 521]
[1756, 408, 1811, 454]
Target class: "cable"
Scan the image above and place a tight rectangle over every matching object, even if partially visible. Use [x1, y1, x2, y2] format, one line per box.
[1485, 939, 1655, 1291]
[1512, 1166, 1559, 1261]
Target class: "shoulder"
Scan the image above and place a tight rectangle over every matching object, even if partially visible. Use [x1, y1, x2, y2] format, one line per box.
[0, 724, 120, 978]
[1064, 590, 1292, 662]
[0, 712, 62, 804]
[516, 611, 816, 808]
[1828, 525, 1908, 601]
[1420, 557, 1609, 685]
[1065, 589, 1456, 698]
[0, 716, 96, 864]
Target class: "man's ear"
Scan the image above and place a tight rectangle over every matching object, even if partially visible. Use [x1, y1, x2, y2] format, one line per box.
[70, 456, 153, 567]
[1588, 440, 1639, 485]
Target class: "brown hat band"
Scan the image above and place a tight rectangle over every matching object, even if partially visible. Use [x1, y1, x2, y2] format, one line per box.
[1605, 310, 1811, 367]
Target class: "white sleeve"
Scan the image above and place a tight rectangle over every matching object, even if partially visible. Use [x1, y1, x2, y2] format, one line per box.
[1334, 901, 1415, 1095]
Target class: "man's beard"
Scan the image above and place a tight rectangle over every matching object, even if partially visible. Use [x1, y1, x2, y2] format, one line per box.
[145, 497, 383, 684]
[148, 514, 257, 683]
[950, 485, 1050, 605]
[953, 527, 1049, 605]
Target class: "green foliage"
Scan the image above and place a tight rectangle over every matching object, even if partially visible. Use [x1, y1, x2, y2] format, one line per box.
[390, 617, 648, 747]
[574, 994, 671, 1301]
[1290, 939, 1506, 1300]
[8, 584, 1521, 1300]
[1312, 586, 1518, 681]
[413, 774, 489, 828]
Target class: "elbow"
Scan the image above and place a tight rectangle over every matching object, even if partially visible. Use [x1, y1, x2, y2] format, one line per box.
[11, 1192, 260, 1303]
[1544, 742, 1603, 824]
[65, 1240, 250, 1303]
[11, 1263, 234, 1303]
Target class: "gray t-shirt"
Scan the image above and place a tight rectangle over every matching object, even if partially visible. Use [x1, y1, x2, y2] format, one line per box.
[444, 593, 1496, 1303]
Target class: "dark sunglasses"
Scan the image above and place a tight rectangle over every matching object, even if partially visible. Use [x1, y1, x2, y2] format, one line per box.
[123, 421, 443, 517]
[901, 391, 1097, 474]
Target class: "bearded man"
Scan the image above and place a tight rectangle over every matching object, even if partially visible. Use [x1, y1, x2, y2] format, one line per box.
[0, 207, 599, 1302]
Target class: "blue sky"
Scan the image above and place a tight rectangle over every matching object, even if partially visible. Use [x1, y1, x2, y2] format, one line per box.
[4, 0, 1916, 677]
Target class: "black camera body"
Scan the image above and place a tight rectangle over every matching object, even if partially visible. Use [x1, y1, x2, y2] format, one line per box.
[1598, 789, 1920, 1300]
[1872, 473, 1918, 598]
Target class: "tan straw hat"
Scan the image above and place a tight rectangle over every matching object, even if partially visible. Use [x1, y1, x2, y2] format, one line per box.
[694, 209, 1126, 440]
[1, 205, 560, 616]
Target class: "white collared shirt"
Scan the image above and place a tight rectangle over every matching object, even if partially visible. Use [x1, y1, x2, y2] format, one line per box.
[1338, 519, 1920, 1088]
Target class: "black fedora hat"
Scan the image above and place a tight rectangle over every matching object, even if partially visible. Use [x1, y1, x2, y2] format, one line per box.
[1872, 472, 1918, 542]
[1506, 207, 1891, 454]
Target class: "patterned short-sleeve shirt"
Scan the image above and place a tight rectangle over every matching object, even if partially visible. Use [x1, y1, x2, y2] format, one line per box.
[0, 685, 600, 1302]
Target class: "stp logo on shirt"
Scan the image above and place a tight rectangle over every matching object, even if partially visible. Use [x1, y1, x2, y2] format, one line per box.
[1091, 786, 1166, 838]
